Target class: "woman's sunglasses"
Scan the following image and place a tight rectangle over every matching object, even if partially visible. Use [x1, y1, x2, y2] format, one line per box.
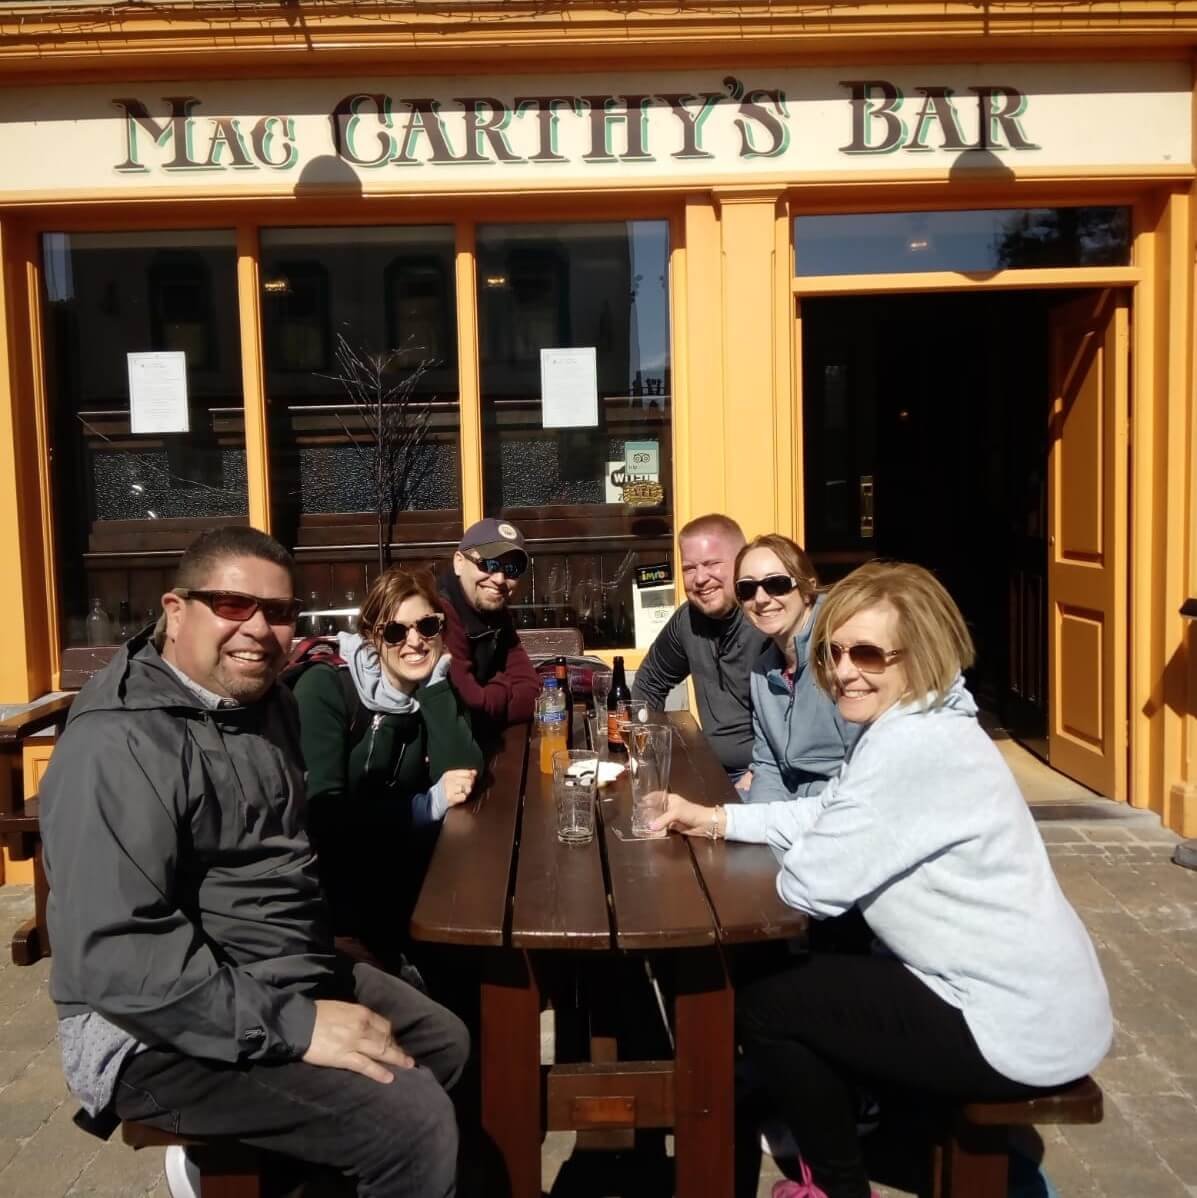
[173, 588, 303, 625]
[734, 574, 799, 604]
[379, 613, 445, 646]
[818, 641, 905, 675]
[466, 553, 527, 580]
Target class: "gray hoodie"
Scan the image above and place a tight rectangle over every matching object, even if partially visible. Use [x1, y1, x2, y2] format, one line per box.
[744, 595, 862, 802]
[43, 631, 334, 1079]
[727, 676, 1113, 1087]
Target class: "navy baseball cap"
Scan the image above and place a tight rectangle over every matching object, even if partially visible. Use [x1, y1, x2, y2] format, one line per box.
[458, 517, 529, 564]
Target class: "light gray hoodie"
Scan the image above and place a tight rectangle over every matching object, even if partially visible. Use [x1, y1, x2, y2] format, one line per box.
[726, 676, 1113, 1087]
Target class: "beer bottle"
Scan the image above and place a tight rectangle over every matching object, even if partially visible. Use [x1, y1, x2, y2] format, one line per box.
[606, 655, 631, 754]
[553, 657, 574, 748]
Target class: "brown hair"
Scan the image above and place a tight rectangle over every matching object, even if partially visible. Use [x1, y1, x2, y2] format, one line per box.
[734, 533, 819, 606]
[811, 560, 975, 707]
[359, 566, 444, 650]
[679, 513, 746, 546]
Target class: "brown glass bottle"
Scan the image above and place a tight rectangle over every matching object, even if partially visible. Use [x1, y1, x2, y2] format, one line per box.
[553, 657, 574, 749]
[606, 655, 631, 754]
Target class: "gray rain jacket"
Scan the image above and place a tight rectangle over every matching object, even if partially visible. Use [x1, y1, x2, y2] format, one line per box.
[43, 630, 335, 1064]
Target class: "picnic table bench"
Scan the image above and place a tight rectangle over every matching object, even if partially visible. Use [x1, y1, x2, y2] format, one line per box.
[410, 709, 808, 1198]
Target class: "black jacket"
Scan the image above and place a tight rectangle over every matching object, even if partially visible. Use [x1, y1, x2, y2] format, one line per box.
[631, 603, 768, 772]
[42, 631, 335, 1064]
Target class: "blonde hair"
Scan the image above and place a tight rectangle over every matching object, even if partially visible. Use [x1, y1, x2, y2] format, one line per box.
[679, 513, 746, 546]
[812, 561, 975, 706]
[734, 534, 819, 606]
[359, 566, 444, 651]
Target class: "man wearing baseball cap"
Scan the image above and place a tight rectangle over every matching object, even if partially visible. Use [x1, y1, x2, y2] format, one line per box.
[439, 517, 540, 745]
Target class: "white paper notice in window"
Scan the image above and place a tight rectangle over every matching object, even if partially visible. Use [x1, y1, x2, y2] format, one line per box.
[540, 346, 599, 429]
[128, 351, 190, 434]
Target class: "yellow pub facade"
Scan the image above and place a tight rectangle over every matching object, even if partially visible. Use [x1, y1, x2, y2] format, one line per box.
[1, 2, 1196, 891]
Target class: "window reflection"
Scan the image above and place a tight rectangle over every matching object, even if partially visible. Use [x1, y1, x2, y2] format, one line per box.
[477, 221, 672, 647]
[795, 207, 1131, 276]
[259, 226, 461, 613]
[40, 230, 246, 670]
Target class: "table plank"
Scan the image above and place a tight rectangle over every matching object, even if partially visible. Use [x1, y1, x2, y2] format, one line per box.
[665, 713, 809, 946]
[601, 713, 718, 951]
[409, 721, 529, 948]
[510, 728, 611, 950]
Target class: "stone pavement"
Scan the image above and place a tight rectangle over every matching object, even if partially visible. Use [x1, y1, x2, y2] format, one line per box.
[0, 805, 1193, 1197]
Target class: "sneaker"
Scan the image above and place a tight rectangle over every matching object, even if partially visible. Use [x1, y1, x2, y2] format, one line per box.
[164, 1144, 201, 1198]
[770, 1174, 881, 1198]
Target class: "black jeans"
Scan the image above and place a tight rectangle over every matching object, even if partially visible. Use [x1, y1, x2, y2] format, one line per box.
[114, 962, 469, 1198]
[735, 952, 1051, 1198]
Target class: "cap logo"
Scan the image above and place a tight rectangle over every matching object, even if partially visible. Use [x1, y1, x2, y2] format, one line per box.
[498, 522, 518, 541]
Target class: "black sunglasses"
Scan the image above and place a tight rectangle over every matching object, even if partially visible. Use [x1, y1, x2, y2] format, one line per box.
[378, 613, 445, 646]
[818, 641, 905, 675]
[734, 574, 799, 604]
[465, 553, 527, 580]
[174, 588, 303, 625]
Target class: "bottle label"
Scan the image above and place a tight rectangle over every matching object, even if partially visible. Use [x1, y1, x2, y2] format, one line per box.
[542, 709, 566, 726]
[607, 711, 623, 746]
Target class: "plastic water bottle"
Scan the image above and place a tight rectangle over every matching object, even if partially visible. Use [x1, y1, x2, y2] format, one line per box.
[538, 677, 568, 775]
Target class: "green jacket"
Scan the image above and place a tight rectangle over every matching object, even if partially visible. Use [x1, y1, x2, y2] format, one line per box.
[294, 663, 482, 810]
[293, 663, 482, 943]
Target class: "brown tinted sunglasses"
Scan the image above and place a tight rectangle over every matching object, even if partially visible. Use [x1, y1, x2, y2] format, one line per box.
[817, 641, 905, 675]
[173, 588, 303, 626]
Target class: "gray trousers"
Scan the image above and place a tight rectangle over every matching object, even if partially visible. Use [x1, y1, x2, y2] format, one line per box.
[114, 963, 469, 1198]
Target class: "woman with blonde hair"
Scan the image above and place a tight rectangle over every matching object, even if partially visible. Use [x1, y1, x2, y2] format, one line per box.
[734, 533, 860, 802]
[653, 561, 1111, 1198]
[294, 565, 483, 962]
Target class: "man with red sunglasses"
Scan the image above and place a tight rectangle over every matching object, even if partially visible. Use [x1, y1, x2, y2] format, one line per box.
[42, 527, 467, 1198]
[438, 517, 541, 746]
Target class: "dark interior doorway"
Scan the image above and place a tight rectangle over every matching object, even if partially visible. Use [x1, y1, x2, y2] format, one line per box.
[801, 290, 1055, 750]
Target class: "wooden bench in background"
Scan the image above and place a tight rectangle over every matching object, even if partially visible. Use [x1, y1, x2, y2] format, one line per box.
[934, 1075, 1103, 1198]
[0, 693, 75, 965]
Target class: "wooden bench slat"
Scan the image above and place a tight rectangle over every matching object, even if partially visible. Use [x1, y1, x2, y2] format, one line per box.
[961, 1076, 1103, 1125]
[661, 713, 809, 946]
[409, 722, 529, 948]
[600, 714, 718, 950]
[510, 725, 610, 950]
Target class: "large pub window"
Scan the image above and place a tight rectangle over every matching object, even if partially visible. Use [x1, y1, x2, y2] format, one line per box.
[40, 230, 247, 686]
[259, 226, 460, 626]
[476, 221, 672, 649]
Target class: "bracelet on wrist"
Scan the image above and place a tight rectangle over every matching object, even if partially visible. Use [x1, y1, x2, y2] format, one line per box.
[708, 805, 724, 840]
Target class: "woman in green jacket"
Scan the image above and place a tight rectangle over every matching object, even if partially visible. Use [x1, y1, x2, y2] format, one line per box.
[294, 565, 483, 962]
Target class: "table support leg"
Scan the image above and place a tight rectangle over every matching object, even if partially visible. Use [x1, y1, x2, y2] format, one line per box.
[673, 947, 733, 1198]
[481, 951, 541, 1198]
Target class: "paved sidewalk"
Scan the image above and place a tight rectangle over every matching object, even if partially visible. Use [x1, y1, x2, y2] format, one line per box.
[0, 807, 1193, 1197]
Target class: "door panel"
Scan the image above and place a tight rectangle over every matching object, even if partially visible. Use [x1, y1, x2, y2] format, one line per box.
[1047, 290, 1128, 799]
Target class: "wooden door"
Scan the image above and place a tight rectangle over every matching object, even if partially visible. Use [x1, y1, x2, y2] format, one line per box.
[1046, 290, 1128, 799]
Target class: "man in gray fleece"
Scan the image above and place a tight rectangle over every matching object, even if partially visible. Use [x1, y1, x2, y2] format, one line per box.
[42, 527, 467, 1198]
[632, 514, 768, 778]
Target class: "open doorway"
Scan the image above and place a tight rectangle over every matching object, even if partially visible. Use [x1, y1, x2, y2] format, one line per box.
[800, 289, 1128, 799]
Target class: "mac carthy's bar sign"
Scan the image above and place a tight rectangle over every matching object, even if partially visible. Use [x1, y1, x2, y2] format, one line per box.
[0, 62, 1187, 196]
[113, 78, 1039, 174]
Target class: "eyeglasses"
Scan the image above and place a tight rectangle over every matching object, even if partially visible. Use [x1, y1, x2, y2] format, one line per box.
[819, 641, 905, 675]
[378, 613, 445, 646]
[734, 574, 799, 604]
[465, 553, 527, 580]
[173, 589, 304, 625]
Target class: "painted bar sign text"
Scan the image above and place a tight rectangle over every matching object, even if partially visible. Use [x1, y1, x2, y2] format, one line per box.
[112, 77, 1036, 174]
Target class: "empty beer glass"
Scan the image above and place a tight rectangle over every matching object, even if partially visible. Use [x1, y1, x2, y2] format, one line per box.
[627, 723, 672, 838]
[554, 750, 599, 844]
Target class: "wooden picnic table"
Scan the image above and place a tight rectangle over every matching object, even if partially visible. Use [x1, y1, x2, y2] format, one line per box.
[410, 710, 808, 1198]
